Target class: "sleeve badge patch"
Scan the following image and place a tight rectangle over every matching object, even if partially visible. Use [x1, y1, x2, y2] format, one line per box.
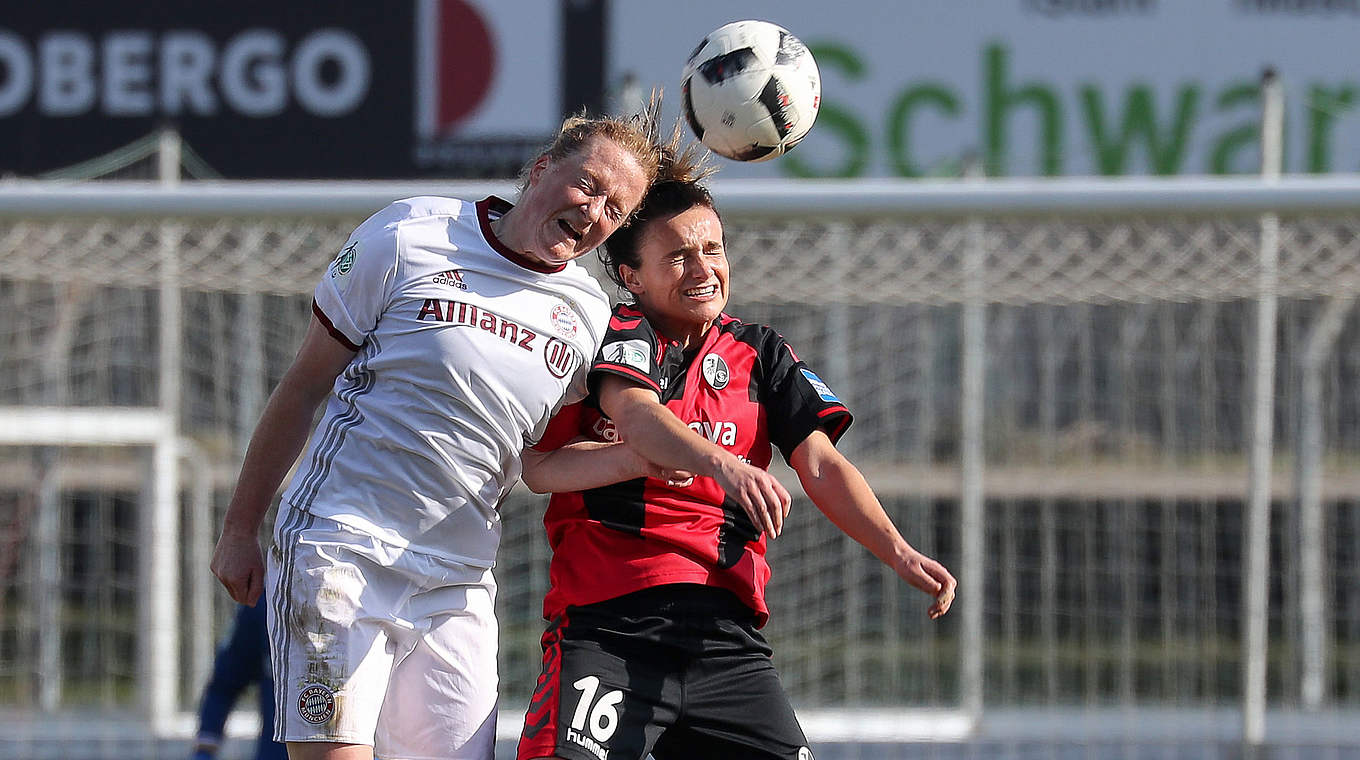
[800, 368, 840, 403]
[602, 339, 651, 373]
[330, 241, 358, 280]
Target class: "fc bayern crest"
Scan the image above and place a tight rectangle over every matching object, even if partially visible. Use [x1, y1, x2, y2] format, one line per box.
[550, 303, 578, 337]
[701, 354, 730, 389]
[298, 683, 336, 725]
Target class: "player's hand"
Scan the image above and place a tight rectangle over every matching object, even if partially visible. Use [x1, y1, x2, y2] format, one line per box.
[645, 461, 695, 487]
[896, 550, 956, 620]
[658, 468, 696, 488]
[210, 529, 266, 607]
[713, 456, 791, 538]
[624, 443, 695, 487]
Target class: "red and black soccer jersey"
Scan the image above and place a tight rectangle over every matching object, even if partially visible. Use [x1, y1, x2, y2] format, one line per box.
[533, 303, 852, 626]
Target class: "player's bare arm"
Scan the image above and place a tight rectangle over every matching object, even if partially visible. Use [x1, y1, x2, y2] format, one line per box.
[790, 430, 957, 620]
[597, 374, 792, 538]
[211, 316, 356, 606]
[521, 439, 693, 494]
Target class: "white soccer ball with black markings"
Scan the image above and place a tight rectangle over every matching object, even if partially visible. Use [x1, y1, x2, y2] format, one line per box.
[681, 20, 820, 162]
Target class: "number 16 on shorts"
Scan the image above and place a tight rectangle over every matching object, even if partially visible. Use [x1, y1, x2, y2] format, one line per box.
[567, 675, 622, 757]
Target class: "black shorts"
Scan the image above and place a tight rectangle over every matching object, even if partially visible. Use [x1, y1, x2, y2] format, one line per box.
[517, 584, 811, 760]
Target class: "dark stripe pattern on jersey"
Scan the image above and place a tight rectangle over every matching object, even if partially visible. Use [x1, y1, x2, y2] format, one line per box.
[582, 478, 647, 537]
[270, 507, 316, 739]
[520, 612, 567, 751]
[290, 329, 379, 510]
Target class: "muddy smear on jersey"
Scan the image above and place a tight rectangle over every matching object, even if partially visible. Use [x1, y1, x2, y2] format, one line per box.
[287, 559, 364, 730]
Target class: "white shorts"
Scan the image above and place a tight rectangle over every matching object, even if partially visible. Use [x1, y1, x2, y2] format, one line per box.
[267, 508, 498, 760]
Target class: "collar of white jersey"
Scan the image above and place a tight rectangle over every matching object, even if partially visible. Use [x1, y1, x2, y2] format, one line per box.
[476, 196, 568, 275]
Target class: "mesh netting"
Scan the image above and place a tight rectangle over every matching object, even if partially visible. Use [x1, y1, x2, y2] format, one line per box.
[5, 214, 1360, 303]
[3, 205, 1360, 748]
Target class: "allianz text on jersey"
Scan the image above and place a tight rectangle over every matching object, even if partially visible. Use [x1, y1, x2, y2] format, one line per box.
[612, 0, 1360, 177]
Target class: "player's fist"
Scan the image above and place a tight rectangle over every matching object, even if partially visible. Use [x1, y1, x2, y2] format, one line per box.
[714, 456, 791, 538]
[623, 441, 695, 486]
[210, 529, 266, 607]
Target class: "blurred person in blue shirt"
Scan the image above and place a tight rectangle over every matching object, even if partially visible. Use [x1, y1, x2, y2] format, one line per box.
[190, 594, 287, 760]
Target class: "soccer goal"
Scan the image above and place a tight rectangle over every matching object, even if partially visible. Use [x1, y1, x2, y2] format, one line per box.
[3, 176, 1360, 758]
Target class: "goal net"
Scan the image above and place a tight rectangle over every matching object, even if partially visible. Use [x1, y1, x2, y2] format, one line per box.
[2, 178, 1359, 758]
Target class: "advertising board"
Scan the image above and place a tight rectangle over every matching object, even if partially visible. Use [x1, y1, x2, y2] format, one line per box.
[611, 0, 1360, 177]
[0, 0, 559, 178]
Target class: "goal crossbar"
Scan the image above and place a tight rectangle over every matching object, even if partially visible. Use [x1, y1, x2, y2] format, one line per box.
[3, 175, 1360, 219]
[0, 406, 170, 445]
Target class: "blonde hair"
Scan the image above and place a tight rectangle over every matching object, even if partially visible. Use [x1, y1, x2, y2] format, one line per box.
[599, 122, 721, 290]
[653, 118, 718, 187]
[516, 92, 671, 196]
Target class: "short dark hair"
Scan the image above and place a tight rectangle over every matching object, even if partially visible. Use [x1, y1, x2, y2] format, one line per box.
[600, 181, 721, 291]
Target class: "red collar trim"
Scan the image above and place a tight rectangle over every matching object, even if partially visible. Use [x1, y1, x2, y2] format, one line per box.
[620, 303, 731, 350]
[693, 316, 727, 351]
[476, 196, 567, 274]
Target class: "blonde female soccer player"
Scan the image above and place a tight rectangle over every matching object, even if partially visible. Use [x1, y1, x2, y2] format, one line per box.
[211, 108, 680, 760]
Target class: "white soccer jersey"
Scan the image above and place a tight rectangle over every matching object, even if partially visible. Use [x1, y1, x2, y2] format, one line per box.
[280, 196, 612, 566]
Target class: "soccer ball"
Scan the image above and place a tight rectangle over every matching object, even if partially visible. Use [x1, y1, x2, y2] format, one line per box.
[680, 20, 820, 162]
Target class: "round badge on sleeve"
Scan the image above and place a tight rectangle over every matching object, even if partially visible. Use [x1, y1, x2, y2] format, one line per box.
[701, 354, 729, 389]
[298, 683, 336, 724]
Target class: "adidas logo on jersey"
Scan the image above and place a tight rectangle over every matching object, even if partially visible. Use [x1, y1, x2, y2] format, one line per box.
[432, 270, 468, 290]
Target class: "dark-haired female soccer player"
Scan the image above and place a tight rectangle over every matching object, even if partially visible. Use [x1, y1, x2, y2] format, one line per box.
[517, 153, 957, 760]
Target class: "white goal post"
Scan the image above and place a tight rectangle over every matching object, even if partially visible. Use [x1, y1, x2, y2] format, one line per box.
[3, 176, 1360, 754]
